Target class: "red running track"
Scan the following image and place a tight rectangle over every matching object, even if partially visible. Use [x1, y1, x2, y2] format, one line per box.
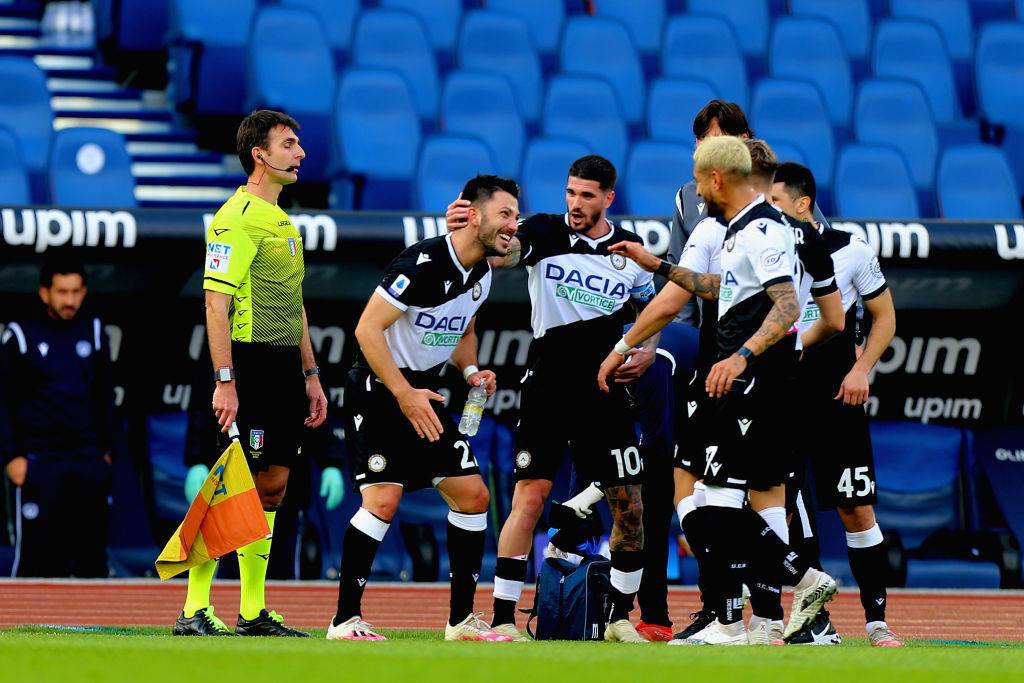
[1, 580, 1022, 641]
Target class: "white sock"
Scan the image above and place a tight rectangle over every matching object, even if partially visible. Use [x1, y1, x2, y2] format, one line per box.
[758, 506, 788, 544]
[676, 496, 695, 529]
[610, 567, 643, 595]
[866, 620, 888, 634]
[846, 524, 884, 548]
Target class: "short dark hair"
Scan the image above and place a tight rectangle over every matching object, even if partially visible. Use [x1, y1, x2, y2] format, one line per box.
[459, 174, 520, 205]
[40, 252, 86, 288]
[745, 139, 778, 184]
[774, 161, 817, 208]
[692, 99, 755, 140]
[236, 109, 301, 176]
[567, 154, 617, 190]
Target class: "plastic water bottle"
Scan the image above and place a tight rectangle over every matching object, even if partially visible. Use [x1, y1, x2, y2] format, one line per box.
[458, 381, 487, 436]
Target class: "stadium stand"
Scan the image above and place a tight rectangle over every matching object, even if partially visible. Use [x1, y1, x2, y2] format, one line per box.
[48, 127, 136, 207]
[542, 76, 628, 170]
[0, 56, 53, 198]
[441, 71, 524, 177]
[938, 144, 1022, 219]
[520, 137, 592, 213]
[873, 19, 961, 125]
[624, 140, 693, 215]
[280, 0, 360, 66]
[415, 134, 496, 211]
[0, 126, 32, 205]
[593, 0, 666, 57]
[560, 16, 646, 127]
[646, 78, 717, 144]
[789, 0, 872, 68]
[661, 15, 749, 112]
[834, 144, 920, 219]
[769, 17, 853, 131]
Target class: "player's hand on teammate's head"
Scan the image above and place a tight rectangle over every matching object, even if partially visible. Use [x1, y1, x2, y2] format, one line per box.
[608, 240, 660, 272]
[445, 198, 471, 230]
[597, 349, 628, 393]
[466, 369, 497, 395]
[397, 387, 446, 442]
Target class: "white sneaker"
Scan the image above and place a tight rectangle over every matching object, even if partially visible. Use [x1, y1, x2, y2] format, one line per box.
[668, 618, 716, 645]
[604, 619, 649, 643]
[785, 569, 838, 639]
[445, 613, 514, 641]
[701, 620, 748, 646]
[491, 623, 531, 642]
[326, 615, 387, 641]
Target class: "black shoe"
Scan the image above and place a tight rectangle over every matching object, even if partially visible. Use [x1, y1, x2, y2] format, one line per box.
[673, 607, 716, 641]
[235, 609, 310, 637]
[173, 607, 238, 636]
[785, 609, 842, 645]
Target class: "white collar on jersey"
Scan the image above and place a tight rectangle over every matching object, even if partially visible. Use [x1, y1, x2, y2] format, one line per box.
[727, 193, 767, 228]
[562, 213, 616, 247]
[445, 232, 473, 283]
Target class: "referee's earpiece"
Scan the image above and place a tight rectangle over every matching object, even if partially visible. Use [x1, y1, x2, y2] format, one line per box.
[255, 151, 297, 173]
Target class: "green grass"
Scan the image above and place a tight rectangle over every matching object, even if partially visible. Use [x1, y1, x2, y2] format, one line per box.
[1, 627, 1022, 683]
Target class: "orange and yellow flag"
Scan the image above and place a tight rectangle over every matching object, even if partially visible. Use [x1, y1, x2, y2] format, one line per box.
[155, 441, 269, 580]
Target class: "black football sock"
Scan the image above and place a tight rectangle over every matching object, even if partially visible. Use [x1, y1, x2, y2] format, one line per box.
[335, 508, 390, 625]
[846, 524, 889, 623]
[492, 556, 527, 627]
[446, 511, 487, 627]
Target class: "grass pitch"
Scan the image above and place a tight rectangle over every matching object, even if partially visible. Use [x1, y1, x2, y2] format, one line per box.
[1, 627, 1022, 683]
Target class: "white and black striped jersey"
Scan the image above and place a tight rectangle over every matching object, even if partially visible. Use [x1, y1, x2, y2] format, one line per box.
[368, 233, 491, 377]
[716, 196, 798, 361]
[517, 213, 655, 358]
[678, 216, 726, 372]
[800, 226, 888, 388]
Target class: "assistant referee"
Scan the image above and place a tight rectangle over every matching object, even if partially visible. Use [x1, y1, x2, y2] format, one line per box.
[173, 110, 327, 637]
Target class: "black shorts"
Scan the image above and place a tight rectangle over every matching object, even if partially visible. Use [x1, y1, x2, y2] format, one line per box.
[673, 370, 712, 479]
[701, 370, 793, 492]
[344, 366, 481, 491]
[514, 357, 642, 486]
[229, 342, 306, 472]
[806, 400, 877, 510]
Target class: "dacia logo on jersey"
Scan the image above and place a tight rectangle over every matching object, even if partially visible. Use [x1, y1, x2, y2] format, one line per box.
[545, 263, 624, 312]
[207, 242, 231, 273]
[388, 274, 411, 298]
[415, 312, 467, 347]
[720, 271, 738, 302]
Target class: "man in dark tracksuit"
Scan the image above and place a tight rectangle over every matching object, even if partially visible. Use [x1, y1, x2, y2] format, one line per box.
[0, 255, 115, 577]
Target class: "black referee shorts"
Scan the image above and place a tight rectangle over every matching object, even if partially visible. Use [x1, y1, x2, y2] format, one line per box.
[228, 342, 306, 472]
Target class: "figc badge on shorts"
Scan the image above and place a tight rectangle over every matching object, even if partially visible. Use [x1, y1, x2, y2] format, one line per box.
[250, 429, 265, 451]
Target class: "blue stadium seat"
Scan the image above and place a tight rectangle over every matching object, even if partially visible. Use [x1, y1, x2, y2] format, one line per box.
[873, 19, 960, 124]
[415, 135, 496, 211]
[167, 0, 255, 114]
[834, 144, 920, 219]
[381, 0, 461, 53]
[661, 15, 749, 111]
[872, 421, 964, 550]
[94, 0, 170, 51]
[542, 76, 629, 170]
[49, 128, 136, 208]
[247, 6, 335, 181]
[789, 0, 871, 63]
[646, 78, 717, 144]
[938, 145, 1022, 219]
[769, 17, 852, 129]
[976, 21, 1024, 127]
[0, 127, 30, 205]
[458, 10, 543, 124]
[486, 0, 564, 56]
[560, 16, 646, 126]
[334, 69, 421, 209]
[441, 71, 524, 176]
[594, 0, 666, 55]
[767, 141, 807, 166]
[625, 141, 692, 215]
[904, 558, 1001, 588]
[0, 57, 53, 182]
[686, 0, 769, 58]
[751, 79, 835, 195]
[280, 0, 359, 60]
[967, 0, 1016, 23]
[891, 0, 974, 62]
[520, 137, 591, 213]
[354, 9, 439, 121]
[855, 79, 938, 192]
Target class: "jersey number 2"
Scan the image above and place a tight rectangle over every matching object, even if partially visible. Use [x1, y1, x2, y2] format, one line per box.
[455, 440, 476, 469]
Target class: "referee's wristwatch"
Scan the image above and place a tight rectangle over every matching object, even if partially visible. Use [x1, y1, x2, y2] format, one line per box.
[303, 366, 321, 379]
[214, 367, 235, 383]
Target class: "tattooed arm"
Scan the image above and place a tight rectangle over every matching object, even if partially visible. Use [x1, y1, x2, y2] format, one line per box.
[488, 235, 524, 269]
[605, 484, 644, 552]
[704, 281, 800, 398]
[608, 240, 719, 300]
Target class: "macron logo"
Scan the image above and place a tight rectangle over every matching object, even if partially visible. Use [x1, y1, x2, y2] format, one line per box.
[353, 415, 363, 431]
[738, 419, 753, 435]
[444, 280, 452, 293]
[416, 252, 431, 265]
[697, 202, 706, 214]
[357, 578, 367, 587]
[709, 462, 722, 476]
[687, 401, 698, 417]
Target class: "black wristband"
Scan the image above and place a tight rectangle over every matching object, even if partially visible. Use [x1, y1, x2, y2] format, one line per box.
[656, 260, 673, 278]
[736, 346, 756, 365]
[303, 366, 321, 379]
